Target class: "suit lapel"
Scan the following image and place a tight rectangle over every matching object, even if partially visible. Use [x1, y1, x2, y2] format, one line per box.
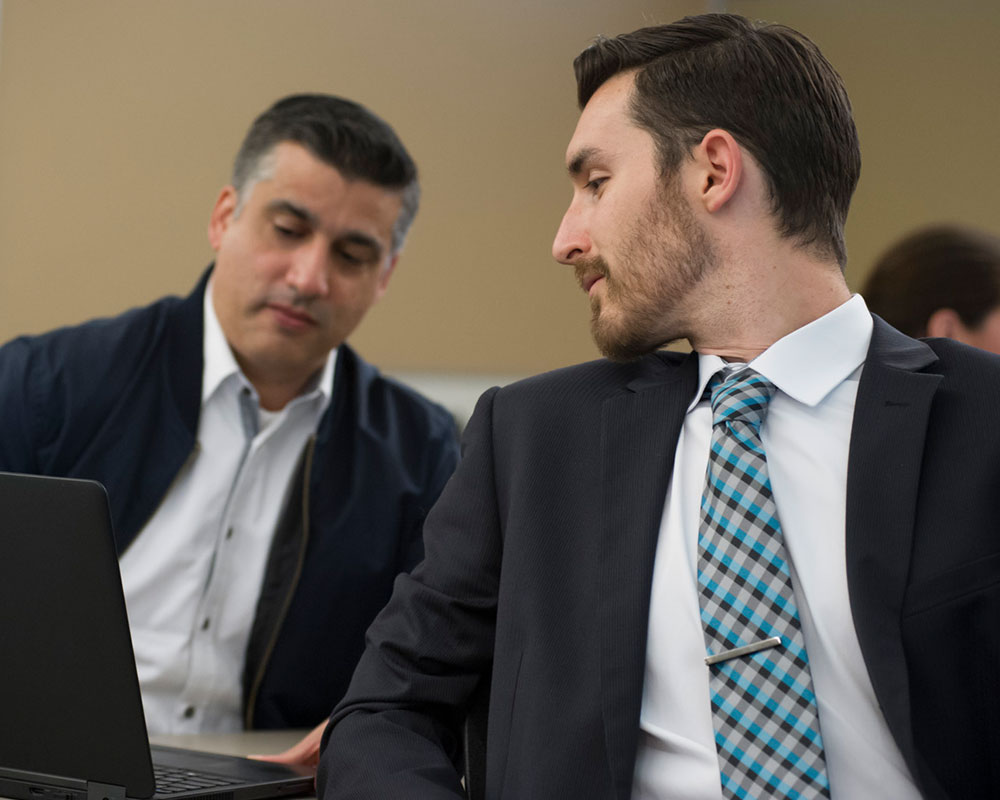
[846, 318, 941, 779]
[598, 352, 698, 800]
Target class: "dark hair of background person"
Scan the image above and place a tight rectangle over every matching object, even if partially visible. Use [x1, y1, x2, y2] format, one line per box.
[573, 13, 861, 269]
[861, 224, 1000, 337]
[231, 93, 420, 254]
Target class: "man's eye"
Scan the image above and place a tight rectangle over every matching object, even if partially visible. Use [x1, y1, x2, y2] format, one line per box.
[585, 177, 608, 193]
[274, 224, 304, 239]
[336, 249, 366, 266]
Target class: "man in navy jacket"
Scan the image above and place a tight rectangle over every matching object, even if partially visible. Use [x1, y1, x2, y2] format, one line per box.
[0, 94, 459, 740]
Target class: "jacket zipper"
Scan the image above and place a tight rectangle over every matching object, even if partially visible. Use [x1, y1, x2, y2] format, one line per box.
[243, 434, 316, 728]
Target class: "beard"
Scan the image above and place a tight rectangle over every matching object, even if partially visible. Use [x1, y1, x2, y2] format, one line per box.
[575, 182, 717, 362]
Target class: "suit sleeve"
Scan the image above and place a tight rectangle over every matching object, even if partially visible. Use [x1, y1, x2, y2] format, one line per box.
[318, 388, 502, 799]
[397, 410, 462, 574]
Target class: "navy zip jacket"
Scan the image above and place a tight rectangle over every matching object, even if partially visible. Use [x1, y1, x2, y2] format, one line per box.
[0, 269, 460, 728]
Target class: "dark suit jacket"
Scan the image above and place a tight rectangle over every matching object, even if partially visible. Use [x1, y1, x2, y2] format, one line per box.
[320, 319, 1000, 799]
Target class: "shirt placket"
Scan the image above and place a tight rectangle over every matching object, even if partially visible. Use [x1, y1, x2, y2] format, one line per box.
[177, 387, 261, 730]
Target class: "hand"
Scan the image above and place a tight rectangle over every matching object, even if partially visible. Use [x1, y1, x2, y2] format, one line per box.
[249, 720, 327, 769]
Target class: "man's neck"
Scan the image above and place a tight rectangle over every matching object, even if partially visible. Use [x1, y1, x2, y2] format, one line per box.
[251, 384, 303, 413]
[689, 250, 852, 362]
[239, 363, 326, 411]
[247, 367, 322, 411]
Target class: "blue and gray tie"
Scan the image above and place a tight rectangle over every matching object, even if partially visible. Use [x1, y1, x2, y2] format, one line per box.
[697, 367, 830, 799]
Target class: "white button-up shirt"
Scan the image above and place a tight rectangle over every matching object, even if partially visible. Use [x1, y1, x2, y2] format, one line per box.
[120, 282, 335, 733]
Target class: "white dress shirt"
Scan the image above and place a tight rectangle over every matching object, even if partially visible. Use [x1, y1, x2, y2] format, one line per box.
[632, 296, 923, 799]
[120, 282, 335, 734]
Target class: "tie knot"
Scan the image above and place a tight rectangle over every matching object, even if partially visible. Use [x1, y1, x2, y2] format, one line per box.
[707, 367, 776, 430]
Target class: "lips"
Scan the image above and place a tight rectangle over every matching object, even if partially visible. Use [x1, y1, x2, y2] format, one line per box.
[574, 260, 609, 296]
[267, 302, 317, 329]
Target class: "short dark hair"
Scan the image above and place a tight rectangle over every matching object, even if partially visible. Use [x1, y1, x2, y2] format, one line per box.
[232, 93, 419, 254]
[573, 13, 860, 267]
[862, 225, 1000, 337]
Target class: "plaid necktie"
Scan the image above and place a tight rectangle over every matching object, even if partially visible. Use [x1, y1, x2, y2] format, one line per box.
[697, 366, 830, 799]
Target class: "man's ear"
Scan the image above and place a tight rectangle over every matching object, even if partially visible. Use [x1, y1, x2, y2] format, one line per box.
[208, 186, 239, 251]
[691, 129, 743, 214]
[926, 308, 966, 340]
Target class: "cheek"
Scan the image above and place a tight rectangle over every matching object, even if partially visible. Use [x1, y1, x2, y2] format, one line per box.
[246, 249, 291, 282]
[215, 233, 277, 283]
[322, 274, 381, 316]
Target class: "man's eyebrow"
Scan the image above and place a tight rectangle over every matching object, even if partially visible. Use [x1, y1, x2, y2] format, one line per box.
[267, 199, 319, 226]
[567, 147, 601, 178]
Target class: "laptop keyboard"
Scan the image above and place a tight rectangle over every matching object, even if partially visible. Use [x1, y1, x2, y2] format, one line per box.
[153, 764, 242, 795]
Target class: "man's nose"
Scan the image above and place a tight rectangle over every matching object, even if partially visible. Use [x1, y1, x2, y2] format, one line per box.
[286, 242, 330, 297]
[552, 205, 590, 265]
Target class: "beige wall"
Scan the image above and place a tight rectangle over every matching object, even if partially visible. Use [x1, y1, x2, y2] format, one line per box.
[1, 0, 998, 375]
[728, 0, 1000, 294]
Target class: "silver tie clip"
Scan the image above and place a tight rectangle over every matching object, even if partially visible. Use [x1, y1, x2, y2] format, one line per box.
[704, 635, 783, 666]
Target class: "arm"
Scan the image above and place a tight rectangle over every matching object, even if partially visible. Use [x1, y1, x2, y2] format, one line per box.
[398, 410, 462, 573]
[318, 388, 502, 799]
[0, 337, 43, 473]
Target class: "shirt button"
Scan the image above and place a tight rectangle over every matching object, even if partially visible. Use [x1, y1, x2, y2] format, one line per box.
[201, 618, 210, 631]
[225, 527, 234, 540]
[183, 706, 196, 719]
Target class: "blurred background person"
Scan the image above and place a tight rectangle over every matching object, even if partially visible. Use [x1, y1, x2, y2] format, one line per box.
[862, 224, 1000, 353]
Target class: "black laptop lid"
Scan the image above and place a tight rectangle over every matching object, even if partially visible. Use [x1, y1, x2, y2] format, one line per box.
[0, 473, 156, 798]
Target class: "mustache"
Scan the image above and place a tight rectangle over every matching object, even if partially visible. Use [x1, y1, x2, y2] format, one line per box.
[254, 288, 326, 321]
[573, 256, 610, 291]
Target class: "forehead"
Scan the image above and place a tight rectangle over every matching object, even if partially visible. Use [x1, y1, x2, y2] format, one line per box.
[565, 71, 655, 172]
[251, 141, 402, 243]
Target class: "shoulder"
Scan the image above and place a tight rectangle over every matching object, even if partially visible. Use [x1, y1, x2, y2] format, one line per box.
[457, 351, 694, 451]
[495, 350, 689, 409]
[1, 293, 186, 372]
[335, 344, 458, 443]
[923, 336, 1000, 373]
[0, 290, 198, 466]
[921, 336, 1000, 403]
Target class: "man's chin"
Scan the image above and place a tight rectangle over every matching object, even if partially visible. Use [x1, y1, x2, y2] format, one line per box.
[591, 319, 685, 362]
[592, 329, 656, 362]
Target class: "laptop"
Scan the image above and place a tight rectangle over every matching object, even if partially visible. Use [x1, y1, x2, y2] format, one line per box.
[0, 472, 315, 800]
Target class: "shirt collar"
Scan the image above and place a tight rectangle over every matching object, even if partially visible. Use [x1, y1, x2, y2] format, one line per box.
[202, 279, 337, 408]
[689, 293, 873, 411]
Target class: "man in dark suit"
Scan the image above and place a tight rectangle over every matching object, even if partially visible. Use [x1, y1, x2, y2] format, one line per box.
[0, 94, 459, 739]
[320, 15, 999, 800]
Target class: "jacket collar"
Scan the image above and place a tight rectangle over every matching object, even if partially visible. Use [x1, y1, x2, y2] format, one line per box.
[164, 267, 211, 438]
[598, 351, 698, 800]
[845, 316, 941, 787]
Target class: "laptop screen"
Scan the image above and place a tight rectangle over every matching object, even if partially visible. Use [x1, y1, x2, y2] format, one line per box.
[0, 473, 155, 797]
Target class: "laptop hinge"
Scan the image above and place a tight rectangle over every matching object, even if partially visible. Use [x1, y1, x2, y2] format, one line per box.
[87, 781, 126, 800]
